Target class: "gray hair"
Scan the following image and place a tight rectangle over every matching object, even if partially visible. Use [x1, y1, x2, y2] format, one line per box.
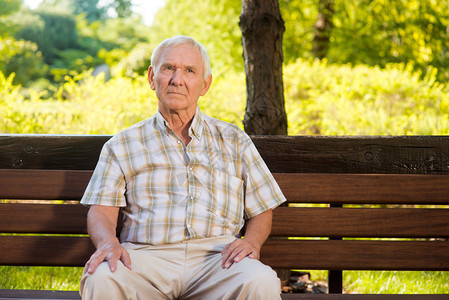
[151, 35, 212, 79]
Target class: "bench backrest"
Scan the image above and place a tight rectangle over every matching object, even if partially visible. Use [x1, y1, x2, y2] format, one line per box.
[1, 135, 449, 291]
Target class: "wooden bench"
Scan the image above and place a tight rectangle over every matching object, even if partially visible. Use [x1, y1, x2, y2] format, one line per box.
[0, 134, 448, 299]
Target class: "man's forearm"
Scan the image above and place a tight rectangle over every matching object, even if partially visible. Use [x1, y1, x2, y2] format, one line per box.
[87, 205, 120, 248]
[243, 209, 273, 249]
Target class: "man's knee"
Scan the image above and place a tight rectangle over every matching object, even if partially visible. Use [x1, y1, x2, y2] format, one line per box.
[231, 259, 281, 299]
[244, 262, 280, 289]
[81, 262, 114, 284]
[80, 262, 132, 299]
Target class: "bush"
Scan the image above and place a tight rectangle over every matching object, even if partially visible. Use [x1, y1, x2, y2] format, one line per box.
[113, 43, 152, 77]
[14, 10, 78, 64]
[0, 72, 44, 132]
[283, 59, 449, 135]
[1, 60, 448, 136]
[0, 36, 46, 85]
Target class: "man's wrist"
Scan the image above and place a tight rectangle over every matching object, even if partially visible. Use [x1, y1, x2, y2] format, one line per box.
[96, 236, 120, 249]
[242, 236, 262, 250]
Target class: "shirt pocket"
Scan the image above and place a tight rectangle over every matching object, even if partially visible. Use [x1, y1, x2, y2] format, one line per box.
[197, 168, 245, 228]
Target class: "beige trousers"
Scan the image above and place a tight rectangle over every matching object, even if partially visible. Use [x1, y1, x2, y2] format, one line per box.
[80, 236, 281, 300]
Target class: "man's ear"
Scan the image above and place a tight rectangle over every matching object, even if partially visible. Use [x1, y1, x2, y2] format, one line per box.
[200, 75, 213, 96]
[148, 66, 156, 90]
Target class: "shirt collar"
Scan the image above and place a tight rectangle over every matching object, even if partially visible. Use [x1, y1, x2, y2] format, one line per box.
[155, 106, 204, 141]
[189, 106, 204, 141]
[156, 111, 169, 135]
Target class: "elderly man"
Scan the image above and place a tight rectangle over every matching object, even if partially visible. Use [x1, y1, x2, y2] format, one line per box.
[80, 35, 286, 300]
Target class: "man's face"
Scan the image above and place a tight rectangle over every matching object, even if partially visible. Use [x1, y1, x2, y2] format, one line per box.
[148, 44, 212, 116]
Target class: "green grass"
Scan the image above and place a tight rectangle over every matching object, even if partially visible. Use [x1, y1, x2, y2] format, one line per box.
[1, 266, 447, 294]
[0, 266, 83, 291]
[344, 271, 449, 294]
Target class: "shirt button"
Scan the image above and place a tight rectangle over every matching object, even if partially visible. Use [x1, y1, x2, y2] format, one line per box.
[177, 140, 181, 144]
[189, 167, 193, 171]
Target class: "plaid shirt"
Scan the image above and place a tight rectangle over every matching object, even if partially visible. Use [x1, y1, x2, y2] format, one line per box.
[81, 107, 286, 245]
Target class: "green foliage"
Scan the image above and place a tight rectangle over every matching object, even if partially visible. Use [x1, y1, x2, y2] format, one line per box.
[0, 68, 245, 134]
[74, 15, 151, 75]
[3, 73, 157, 134]
[74, 15, 117, 57]
[49, 48, 105, 83]
[0, 0, 21, 35]
[283, 59, 449, 135]
[98, 48, 128, 67]
[280, 0, 449, 81]
[92, 17, 150, 51]
[0, 36, 46, 85]
[113, 43, 152, 77]
[200, 71, 246, 127]
[338, 0, 448, 81]
[38, 0, 107, 23]
[109, 0, 133, 18]
[14, 9, 78, 64]
[37, 0, 72, 14]
[7, 5, 150, 85]
[70, 0, 106, 22]
[280, 0, 318, 63]
[0, 0, 20, 16]
[0, 72, 45, 132]
[1, 59, 448, 136]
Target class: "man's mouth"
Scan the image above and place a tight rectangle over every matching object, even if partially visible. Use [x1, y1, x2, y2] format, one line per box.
[167, 91, 184, 95]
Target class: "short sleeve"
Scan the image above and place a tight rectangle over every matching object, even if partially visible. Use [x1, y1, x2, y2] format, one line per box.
[80, 142, 127, 207]
[242, 138, 287, 218]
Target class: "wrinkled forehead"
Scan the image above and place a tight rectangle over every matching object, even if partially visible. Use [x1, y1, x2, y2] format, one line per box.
[155, 44, 204, 74]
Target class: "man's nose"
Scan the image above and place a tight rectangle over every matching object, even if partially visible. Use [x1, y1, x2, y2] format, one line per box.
[170, 69, 183, 86]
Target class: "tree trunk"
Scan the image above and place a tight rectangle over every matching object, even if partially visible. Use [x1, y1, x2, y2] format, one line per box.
[239, 0, 287, 135]
[312, 0, 334, 59]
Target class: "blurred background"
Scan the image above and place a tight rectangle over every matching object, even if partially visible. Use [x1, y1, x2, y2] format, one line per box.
[1, 0, 449, 135]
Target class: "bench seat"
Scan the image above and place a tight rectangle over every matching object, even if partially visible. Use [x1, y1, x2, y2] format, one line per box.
[1, 134, 448, 298]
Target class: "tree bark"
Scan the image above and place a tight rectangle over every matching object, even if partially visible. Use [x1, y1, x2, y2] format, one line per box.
[312, 0, 334, 59]
[239, 0, 287, 135]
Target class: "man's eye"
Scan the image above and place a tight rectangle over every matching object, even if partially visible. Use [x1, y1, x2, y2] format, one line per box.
[187, 69, 194, 73]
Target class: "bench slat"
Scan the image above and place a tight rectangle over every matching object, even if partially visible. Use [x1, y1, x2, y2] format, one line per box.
[0, 169, 92, 200]
[0, 134, 108, 170]
[274, 173, 449, 204]
[0, 203, 88, 234]
[1, 236, 448, 271]
[0, 290, 81, 299]
[2, 204, 449, 239]
[0, 236, 94, 266]
[261, 239, 449, 270]
[271, 207, 449, 238]
[2, 170, 449, 205]
[3, 135, 449, 175]
[252, 135, 449, 174]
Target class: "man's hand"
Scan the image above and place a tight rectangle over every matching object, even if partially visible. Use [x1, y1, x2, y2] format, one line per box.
[221, 209, 273, 269]
[221, 238, 260, 269]
[83, 240, 132, 275]
[84, 205, 131, 275]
